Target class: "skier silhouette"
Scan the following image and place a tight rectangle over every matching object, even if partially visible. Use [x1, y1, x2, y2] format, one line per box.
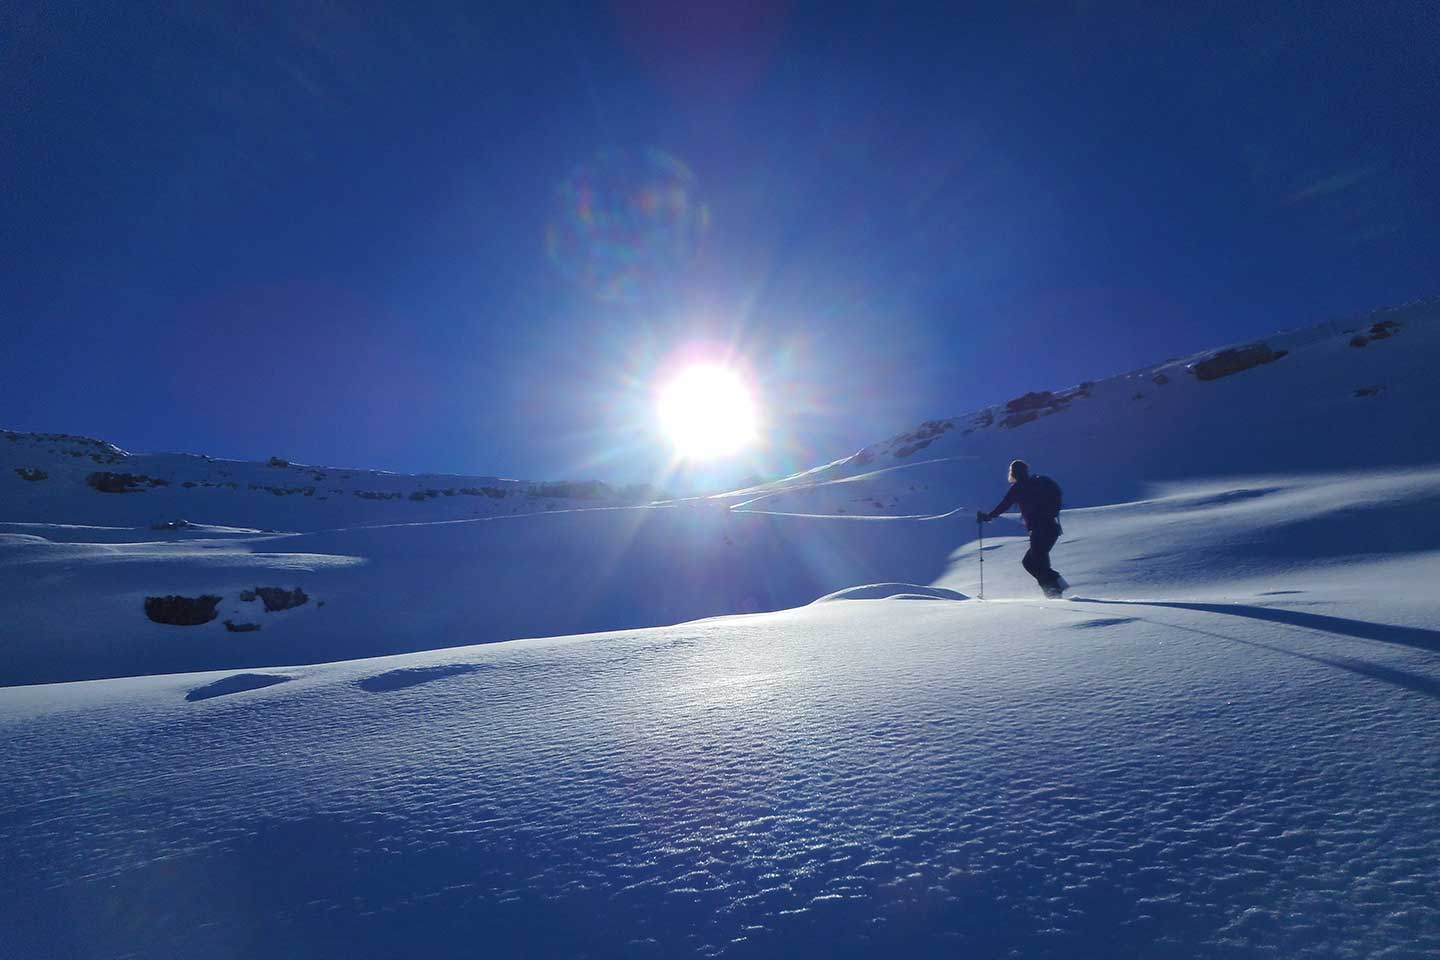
[977, 459, 1069, 598]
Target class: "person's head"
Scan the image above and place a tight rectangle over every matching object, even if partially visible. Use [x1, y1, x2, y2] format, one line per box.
[1008, 459, 1030, 483]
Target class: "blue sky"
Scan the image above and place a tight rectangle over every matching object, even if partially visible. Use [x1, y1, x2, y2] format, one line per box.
[4, 2, 1437, 490]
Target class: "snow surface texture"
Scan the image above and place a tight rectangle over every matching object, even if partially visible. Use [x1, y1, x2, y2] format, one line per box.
[2, 302, 1439, 957]
[3, 539, 1437, 958]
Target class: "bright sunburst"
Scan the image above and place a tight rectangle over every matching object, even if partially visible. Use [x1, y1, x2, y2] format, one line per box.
[657, 364, 759, 460]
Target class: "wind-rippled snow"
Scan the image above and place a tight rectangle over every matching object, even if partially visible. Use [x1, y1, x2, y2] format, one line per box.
[3, 597, 1437, 959]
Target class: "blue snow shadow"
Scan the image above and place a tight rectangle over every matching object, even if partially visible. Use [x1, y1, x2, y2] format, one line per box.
[185, 673, 292, 701]
[1075, 600, 1440, 699]
[357, 663, 483, 692]
[1082, 600, 1440, 654]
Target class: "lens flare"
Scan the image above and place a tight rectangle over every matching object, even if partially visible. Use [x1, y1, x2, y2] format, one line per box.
[657, 364, 758, 460]
[547, 148, 708, 304]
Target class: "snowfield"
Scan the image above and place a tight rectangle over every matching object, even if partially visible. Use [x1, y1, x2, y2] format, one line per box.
[2, 303, 1439, 957]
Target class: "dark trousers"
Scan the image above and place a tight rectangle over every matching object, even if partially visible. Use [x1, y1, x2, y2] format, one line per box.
[1022, 520, 1062, 588]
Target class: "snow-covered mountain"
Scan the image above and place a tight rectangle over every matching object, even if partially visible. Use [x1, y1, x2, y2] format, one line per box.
[3, 301, 1439, 958]
[725, 298, 1440, 515]
[4, 300, 1437, 685]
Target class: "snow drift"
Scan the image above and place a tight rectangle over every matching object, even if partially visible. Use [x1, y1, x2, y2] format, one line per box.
[2, 301, 1439, 958]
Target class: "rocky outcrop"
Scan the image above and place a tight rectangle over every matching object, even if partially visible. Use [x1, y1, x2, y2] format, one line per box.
[144, 594, 221, 626]
[458, 486, 502, 497]
[87, 472, 168, 493]
[223, 619, 261, 633]
[240, 586, 310, 612]
[1349, 319, 1402, 348]
[892, 420, 955, 458]
[1189, 343, 1287, 381]
[14, 467, 47, 481]
[247, 483, 316, 497]
[960, 410, 995, 435]
[998, 384, 1091, 428]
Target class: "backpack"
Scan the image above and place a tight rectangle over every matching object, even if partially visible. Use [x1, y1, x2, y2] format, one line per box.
[1031, 474, 1063, 518]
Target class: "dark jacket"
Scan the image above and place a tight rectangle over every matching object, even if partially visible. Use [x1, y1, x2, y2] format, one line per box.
[986, 476, 1060, 530]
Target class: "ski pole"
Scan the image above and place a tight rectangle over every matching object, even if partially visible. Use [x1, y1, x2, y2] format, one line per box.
[977, 514, 984, 600]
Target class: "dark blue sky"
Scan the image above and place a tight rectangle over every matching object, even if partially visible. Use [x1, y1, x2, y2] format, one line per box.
[4, 2, 1437, 489]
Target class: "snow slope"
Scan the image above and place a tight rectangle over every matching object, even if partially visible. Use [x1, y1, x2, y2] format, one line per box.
[727, 298, 1440, 516]
[2, 480, 1437, 957]
[4, 302, 1439, 685]
[2, 301, 1439, 957]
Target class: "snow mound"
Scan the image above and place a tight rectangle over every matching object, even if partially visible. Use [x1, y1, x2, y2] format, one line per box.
[813, 583, 969, 602]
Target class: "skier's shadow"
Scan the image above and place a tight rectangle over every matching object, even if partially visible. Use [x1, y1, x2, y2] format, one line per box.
[1074, 599, 1440, 654]
[1070, 599, 1440, 699]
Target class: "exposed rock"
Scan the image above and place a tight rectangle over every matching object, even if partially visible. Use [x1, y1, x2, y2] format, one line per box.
[248, 483, 315, 497]
[4, 430, 125, 458]
[144, 594, 221, 626]
[891, 419, 955, 457]
[1189, 343, 1284, 381]
[1001, 391, 1064, 428]
[892, 439, 934, 458]
[250, 586, 309, 612]
[961, 410, 995, 435]
[1006, 391, 1057, 413]
[458, 486, 509, 499]
[1369, 319, 1400, 340]
[997, 386, 1091, 428]
[1000, 410, 1040, 429]
[1353, 385, 1384, 398]
[1152, 373, 1170, 385]
[14, 467, 47, 481]
[87, 471, 167, 493]
[223, 619, 261, 633]
[1350, 318, 1403, 348]
[267, 456, 290, 468]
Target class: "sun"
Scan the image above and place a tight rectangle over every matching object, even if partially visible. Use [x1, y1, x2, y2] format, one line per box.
[657, 364, 759, 460]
